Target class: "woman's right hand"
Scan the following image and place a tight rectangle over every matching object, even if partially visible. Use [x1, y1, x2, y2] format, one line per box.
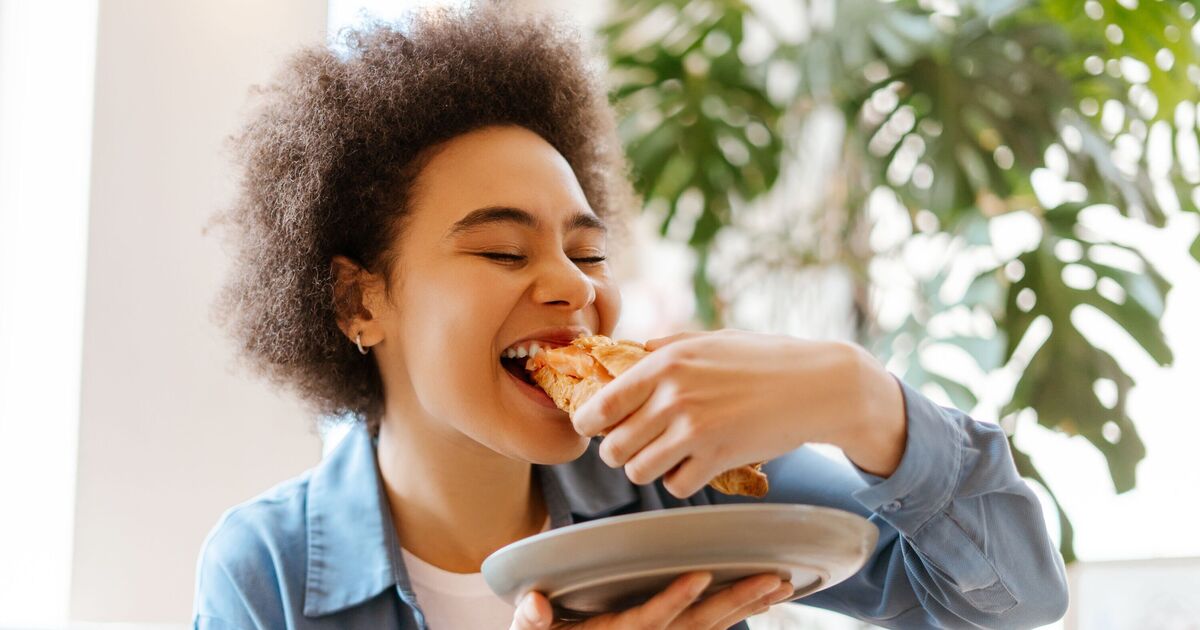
[508, 571, 794, 630]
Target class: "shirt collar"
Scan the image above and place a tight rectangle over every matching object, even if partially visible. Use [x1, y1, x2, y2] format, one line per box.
[302, 423, 638, 617]
[302, 422, 395, 617]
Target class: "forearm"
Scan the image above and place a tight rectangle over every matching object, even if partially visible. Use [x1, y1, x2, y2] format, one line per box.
[836, 343, 907, 478]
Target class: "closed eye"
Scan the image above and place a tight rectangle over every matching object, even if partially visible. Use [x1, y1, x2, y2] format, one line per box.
[479, 253, 607, 265]
[479, 253, 525, 263]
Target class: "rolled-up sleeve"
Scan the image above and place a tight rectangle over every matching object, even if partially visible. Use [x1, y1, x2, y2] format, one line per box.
[715, 376, 1069, 628]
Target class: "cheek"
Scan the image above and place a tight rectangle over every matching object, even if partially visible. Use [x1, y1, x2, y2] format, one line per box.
[389, 267, 607, 461]
[396, 276, 497, 388]
[597, 281, 622, 336]
[407, 264, 515, 330]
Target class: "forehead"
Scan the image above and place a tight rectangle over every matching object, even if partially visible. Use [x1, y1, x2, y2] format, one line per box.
[407, 125, 600, 235]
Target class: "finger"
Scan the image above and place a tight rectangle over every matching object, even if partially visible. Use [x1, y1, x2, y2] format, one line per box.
[643, 331, 704, 352]
[614, 571, 712, 628]
[710, 581, 794, 629]
[661, 451, 725, 499]
[622, 420, 693, 488]
[671, 572, 781, 629]
[572, 352, 671, 437]
[509, 591, 551, 630]
[597, 394, 671, 468]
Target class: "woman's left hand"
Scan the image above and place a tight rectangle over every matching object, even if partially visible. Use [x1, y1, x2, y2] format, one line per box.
[570, 329, 908, 498]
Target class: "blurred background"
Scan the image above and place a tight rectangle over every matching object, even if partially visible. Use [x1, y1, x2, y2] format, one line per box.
[1, 0, 1198, 628]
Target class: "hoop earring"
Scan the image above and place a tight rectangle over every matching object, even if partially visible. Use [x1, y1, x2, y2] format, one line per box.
[355, 332, 369, 355]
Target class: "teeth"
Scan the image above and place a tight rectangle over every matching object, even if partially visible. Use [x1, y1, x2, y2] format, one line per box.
[502, 339, 558, 360]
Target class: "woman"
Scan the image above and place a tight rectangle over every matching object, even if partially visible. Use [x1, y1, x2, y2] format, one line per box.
[193, 5, 1068, 629]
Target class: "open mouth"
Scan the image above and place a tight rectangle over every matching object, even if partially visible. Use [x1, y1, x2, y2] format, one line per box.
[499, 352, 559, 410]
[498, 339, 573, 389]
[500, 355, 537, 386]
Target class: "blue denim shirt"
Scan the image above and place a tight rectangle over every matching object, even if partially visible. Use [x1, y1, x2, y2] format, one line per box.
[193, 378, 1068, 629]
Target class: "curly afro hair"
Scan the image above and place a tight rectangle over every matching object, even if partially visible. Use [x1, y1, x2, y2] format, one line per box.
[208, 3, 636, 435]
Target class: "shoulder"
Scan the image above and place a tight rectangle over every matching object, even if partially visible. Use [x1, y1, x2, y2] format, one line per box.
[204, 472, 313, 553]
[193, 471, 314, 624]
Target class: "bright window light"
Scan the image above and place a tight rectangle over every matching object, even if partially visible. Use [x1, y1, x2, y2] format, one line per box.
[0, 0, 99, 624]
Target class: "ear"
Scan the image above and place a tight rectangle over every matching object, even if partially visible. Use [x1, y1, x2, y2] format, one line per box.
[330, 255, 388, 342]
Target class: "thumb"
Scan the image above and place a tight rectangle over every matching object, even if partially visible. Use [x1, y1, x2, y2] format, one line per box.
[644, 330, 706, 352]
[509, 591, 550, 630]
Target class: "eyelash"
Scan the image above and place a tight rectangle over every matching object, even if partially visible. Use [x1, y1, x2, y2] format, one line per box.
[480, 253, 607, 265]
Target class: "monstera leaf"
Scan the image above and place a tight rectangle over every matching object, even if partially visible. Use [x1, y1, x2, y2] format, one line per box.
[605, 0, 1200, 565]
[847, 1, 1198, 234]
[1000, 203, 1171, 491]
[873, 203, 1175, 562]
[1048, 0, 1200, 221]
[605, 0, 785, 325]
[1042, 0, 1199, 122]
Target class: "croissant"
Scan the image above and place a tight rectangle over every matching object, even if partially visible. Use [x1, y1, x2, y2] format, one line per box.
[524, 335, 769, 498]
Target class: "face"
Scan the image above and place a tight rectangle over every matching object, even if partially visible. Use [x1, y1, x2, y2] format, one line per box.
[355, 125, 621, 464]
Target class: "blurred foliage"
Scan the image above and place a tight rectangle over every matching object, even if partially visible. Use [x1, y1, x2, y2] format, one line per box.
[604, 0, 1200, 563]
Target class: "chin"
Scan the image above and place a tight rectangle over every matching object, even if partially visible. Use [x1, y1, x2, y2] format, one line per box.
[522, 433, 590, 466]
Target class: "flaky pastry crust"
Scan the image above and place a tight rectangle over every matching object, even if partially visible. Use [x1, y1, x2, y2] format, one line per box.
[525, 335, 769, 498]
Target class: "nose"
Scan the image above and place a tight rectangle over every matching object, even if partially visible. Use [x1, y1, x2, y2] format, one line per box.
[531, 251, 596, 309]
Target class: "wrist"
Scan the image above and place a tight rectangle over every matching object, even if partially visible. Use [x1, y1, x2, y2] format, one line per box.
[840, 345, 907, 477]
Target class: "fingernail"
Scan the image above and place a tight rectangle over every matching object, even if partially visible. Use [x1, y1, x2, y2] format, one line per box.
[770, 583, 795, 603]
[753, 576, 782, 598]
[688, 572, 712, 598]
[521, 593, 544, 625]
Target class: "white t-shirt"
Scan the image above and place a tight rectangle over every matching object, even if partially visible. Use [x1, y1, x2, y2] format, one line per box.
[401, 516, 551, 630]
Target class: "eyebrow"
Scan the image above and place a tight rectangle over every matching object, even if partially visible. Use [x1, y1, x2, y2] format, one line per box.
[443, 206, 607, 240]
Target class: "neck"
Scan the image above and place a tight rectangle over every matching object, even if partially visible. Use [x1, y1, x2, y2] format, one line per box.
[376, 410, 547, 574]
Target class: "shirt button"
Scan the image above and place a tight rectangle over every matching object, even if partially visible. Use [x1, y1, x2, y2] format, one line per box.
[883, 500, 903, 512]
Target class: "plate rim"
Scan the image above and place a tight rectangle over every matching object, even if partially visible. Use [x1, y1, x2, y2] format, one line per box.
[482, 502, 879, 605]
[484, 502, 874, 568]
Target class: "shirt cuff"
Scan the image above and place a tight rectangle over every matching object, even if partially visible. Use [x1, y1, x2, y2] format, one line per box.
[850, 374, 966, 534]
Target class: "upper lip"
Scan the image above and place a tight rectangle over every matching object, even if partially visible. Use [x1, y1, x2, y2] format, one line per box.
[502, 325, 592, 353]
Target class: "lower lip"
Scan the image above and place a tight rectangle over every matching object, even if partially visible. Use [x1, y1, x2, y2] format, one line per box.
[505, 368, 561, 409]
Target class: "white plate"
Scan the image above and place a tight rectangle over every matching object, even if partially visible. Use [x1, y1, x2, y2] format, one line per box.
[482, 503, 878, 620]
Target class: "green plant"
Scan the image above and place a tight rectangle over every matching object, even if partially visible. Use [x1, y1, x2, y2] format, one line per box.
[603, 0, 1200, 563]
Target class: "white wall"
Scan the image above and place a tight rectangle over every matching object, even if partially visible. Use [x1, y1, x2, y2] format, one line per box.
[66, 0, 327, 622]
